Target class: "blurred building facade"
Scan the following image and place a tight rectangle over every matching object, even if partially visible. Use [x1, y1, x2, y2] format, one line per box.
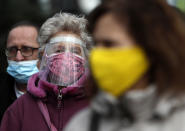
[168, 0, 185, 11]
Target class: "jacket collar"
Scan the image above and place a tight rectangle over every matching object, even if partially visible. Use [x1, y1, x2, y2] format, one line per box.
[27, 73, 86, 99]
[91, 84, 185, 121]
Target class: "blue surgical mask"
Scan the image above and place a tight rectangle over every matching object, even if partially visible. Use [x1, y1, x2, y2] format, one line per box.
[7, 60, 39, 84]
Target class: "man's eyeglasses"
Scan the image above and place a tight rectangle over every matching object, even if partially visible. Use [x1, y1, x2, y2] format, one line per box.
[5, 46, 39, 57]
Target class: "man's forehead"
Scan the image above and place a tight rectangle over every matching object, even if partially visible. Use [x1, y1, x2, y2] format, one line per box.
[7, 26, 39, 47]
[8, 26, 38, 39]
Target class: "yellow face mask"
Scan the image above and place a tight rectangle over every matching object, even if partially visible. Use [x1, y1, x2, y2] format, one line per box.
[90, 46, 149, 97]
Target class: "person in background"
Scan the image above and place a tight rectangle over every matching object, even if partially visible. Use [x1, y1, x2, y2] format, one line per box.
[0, 12, 92, 131]
[64, 0, 185, 131]
[0, 21, 39, 123]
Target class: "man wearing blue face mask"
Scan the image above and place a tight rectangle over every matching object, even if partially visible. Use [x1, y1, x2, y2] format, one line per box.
[0, 21, 40, 123]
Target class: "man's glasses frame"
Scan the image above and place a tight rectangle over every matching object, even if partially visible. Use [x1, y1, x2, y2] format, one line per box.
[5, 46, 39, 58]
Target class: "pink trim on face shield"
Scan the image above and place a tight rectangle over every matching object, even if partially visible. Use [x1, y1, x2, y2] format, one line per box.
[47, 53, 85, 86]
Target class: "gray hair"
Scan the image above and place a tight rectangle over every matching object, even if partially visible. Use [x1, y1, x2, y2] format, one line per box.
[37, 12, 93, 58]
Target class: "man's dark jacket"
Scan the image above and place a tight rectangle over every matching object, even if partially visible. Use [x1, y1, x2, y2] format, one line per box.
[0, 72, 16, 124]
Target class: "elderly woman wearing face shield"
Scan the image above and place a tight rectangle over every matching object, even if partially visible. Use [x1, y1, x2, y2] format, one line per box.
[0, 12, 92, 131]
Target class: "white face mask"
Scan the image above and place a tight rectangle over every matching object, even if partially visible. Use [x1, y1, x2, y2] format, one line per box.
[7, 60, 39, 83]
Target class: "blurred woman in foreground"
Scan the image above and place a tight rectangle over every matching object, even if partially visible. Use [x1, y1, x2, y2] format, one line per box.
[64, 0, 185, 131]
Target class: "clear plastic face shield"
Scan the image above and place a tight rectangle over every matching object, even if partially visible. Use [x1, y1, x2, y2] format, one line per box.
[39, 35, 87, 87]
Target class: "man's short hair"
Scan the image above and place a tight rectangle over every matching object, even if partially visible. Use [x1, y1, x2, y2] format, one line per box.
[8, 21, 39, 35]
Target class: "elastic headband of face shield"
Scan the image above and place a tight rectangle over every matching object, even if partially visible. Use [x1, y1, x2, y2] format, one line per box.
[39, 35, 87, 87]
[49, 35, 86, 47]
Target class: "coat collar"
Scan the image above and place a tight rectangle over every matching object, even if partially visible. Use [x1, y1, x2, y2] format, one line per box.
[27, 73, 86, 99]
[91, 84, 185, 121]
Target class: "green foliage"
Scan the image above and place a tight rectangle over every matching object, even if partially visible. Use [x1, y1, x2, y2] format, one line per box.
[176, 0, 185, 12]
